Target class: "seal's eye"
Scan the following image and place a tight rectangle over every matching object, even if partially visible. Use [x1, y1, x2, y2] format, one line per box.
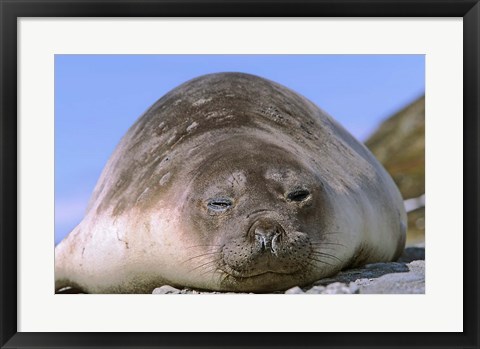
[207, 198, 233, 212]
[287, 189, 310, 202]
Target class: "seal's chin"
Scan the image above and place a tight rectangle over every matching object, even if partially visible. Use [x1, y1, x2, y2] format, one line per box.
[218, 268, 308, 293]
[222, 265, 302, 279]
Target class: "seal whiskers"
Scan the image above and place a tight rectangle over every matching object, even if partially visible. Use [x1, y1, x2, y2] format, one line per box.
[181, 250, 222, 265]
[309, 251, 344, 263]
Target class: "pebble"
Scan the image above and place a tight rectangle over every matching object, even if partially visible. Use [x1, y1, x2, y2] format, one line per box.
[152, 285, 181, 294]
[285, 286, 305, 294]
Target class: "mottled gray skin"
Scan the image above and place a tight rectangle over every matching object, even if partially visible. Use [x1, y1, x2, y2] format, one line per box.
[55, 73, 406, 293]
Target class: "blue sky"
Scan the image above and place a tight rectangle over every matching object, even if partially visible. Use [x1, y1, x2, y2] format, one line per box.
[55, 54, 425, 244]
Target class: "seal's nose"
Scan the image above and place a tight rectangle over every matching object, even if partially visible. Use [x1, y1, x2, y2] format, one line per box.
[253, 220, 284, 253]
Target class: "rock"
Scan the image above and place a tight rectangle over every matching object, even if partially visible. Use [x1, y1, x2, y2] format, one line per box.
[305, 286, 327, 294]
[407, 259, 425, 272]
[323, 282, 358, 294]
[152, 285, 181, 294]
[359, 261, 425, 294]
[365, 96, 425, 201]
[180, 288, 200, 294]
[285, 286, 306, 294]
[346, 282, 360, 294]
[304, 282, 359, 294]
[397, 246, 425, 263]
[313, 262, 409, 286]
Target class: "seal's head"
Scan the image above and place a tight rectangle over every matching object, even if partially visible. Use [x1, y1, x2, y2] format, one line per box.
[179, 135, 348, 292]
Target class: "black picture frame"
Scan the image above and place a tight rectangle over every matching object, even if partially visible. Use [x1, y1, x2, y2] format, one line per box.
[1, 1, 478, 348]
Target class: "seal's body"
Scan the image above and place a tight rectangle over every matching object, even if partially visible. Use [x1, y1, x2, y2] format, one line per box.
[55, 73, 406, 293]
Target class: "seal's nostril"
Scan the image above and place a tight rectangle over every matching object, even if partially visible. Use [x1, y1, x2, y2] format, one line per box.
[254, 226, 281, 253]
[249, 217, 285, 253]
[255, 234, 267, 251]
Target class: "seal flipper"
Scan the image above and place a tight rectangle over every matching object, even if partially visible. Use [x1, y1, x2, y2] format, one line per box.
[55, 225, 87, 293]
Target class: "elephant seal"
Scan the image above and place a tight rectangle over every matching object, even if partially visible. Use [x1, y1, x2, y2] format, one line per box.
[55, 72, 406, 293]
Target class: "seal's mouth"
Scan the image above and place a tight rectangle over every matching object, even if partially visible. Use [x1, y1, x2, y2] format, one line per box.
[217, 267, 307, 292]
[229, 271, 298, 281]
[221, 264, 302, 279]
